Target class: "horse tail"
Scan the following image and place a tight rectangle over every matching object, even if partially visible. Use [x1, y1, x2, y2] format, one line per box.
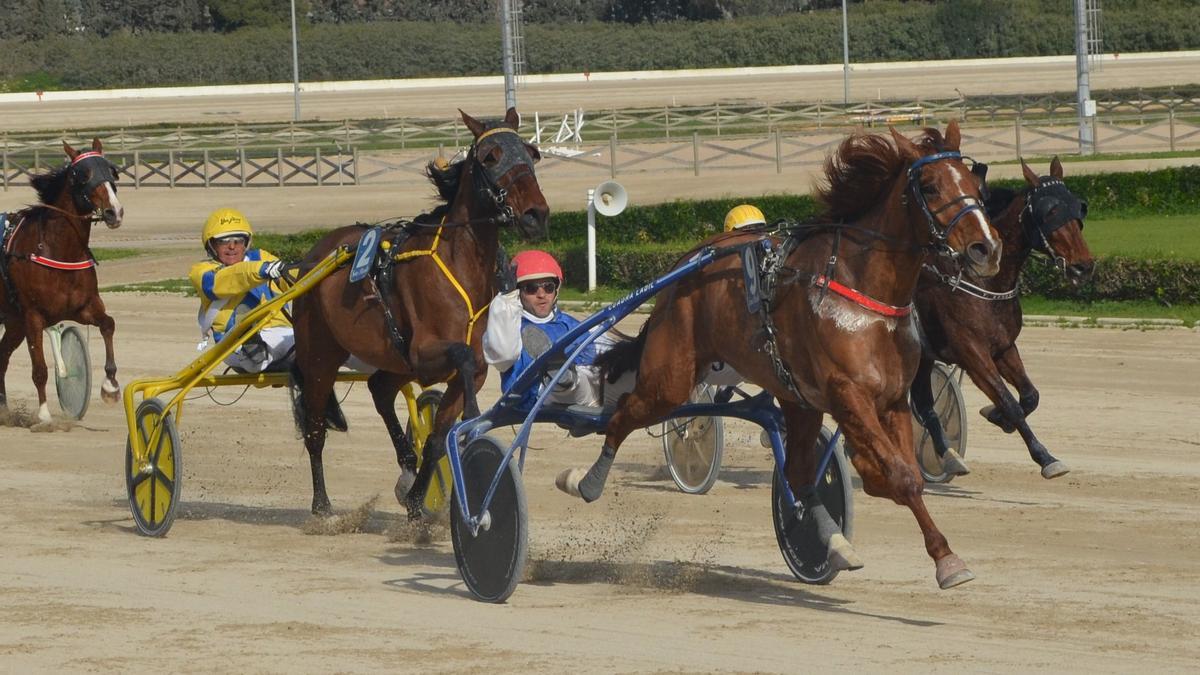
[596, 327, 647, 384]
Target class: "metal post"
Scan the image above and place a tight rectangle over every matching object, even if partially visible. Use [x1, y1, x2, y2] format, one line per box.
[277, 148, 284, 187]
[609, 134, 617, 178]
[587, 190, 597, 292]
[841, 0, 851, 104]
[1014, 117, 1022, 159]
[692, 133, 700, 176]
[315, 147, 323, 186]
[353, 147, 360, 186]
[239, 148, 246, 187]
[500, 0, 517, 110]
[1074, 0, 1094, 155]
[203, 149, 210, 187]
[1169, 108, 1176, 152]
[133, 150, 140, 189]
[290, 0, 301, 121]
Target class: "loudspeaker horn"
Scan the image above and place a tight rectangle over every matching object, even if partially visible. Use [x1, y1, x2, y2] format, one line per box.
[592, 180, 627, 216]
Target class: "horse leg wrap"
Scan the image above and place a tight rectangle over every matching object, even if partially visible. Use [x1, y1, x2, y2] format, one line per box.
[811, 501, 863, 571]
[556, 445, 616, 503]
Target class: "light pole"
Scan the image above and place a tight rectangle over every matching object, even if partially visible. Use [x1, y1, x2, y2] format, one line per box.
[500, 0, 517, 110]
[290, 0, 301, 121]
[841, 0, 850, 104]
[1073, 0, 1094, 155]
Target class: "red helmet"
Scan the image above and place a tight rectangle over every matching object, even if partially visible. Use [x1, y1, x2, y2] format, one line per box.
[512, 250, 563, 283]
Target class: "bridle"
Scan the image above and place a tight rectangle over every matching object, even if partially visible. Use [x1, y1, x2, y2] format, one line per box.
[1020, 177, 1088, 273]
[905, 151, 987, 264]
[468, 127, 539, 227]
[67, 151, 120, 221]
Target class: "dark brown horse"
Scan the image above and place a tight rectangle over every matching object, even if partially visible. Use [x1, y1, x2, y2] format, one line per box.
[911, 157, 1093, 479]
[0, 139, 123, 423]
[291, 108, 548, 516]
[573, 121, 1001, 589]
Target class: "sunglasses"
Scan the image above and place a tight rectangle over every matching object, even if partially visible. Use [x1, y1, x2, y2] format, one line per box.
[518, 279, 559, 295]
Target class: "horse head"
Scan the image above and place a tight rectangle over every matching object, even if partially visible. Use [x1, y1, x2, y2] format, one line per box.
[460, 108, 549, 240]
[891, 120, 1001, 278]
[1020, 157, 1094, 285]
[62, 138, 123, 228]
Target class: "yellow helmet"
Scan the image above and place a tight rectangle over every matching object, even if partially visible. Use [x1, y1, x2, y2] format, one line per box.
[724, 204, 766, 232]
[202, 208, 253, 257]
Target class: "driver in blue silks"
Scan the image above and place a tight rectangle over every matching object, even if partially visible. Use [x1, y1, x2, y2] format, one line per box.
[483, 249, 605, 408]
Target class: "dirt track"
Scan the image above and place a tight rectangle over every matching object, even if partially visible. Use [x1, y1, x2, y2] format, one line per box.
[1, 290, 1198, 672]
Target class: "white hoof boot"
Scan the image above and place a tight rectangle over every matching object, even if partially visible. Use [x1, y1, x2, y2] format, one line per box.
[555, 467, 586, 498]
[394, 471, 416, 504]
[37, 402, 52, 424]
[940, 448, 971, 476]
[827, 532, 864, 571]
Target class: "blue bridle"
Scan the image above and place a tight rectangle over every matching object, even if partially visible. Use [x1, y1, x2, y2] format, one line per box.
[906, 150, 986, 258]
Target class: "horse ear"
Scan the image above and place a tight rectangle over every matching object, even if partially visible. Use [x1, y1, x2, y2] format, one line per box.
[504, 107, 520, 129]
[889, 126, 920, 161]
[944, 119, 962, 151]
[1050, 155, 1064, 179]
[460, 109, 486, 138]
[63, 140, 79, 160]
[91, 137, 103, 154]
[1020, 157, 1039, 186]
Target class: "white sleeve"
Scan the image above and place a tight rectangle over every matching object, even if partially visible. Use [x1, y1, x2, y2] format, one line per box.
[483, 290, 523, 371]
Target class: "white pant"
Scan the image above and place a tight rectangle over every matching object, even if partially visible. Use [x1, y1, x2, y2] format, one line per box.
[224, 326, 295, 373]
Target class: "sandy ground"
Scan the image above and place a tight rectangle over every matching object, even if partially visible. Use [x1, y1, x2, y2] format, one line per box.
[1, 288, 1198, 672]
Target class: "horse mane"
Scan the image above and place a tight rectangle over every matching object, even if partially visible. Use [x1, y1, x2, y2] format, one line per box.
[816, 128, 949, 222]
[29, 163, 70, 206]
[984, 186, 1020, 218]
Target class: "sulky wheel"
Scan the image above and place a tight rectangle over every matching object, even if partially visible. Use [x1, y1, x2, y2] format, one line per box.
[405, 388, 454, 517]
[911, 362, 969, 484]
[125, 398, 182, 537]
[450, 434, 528, 603]
[661, 384, 725, 495]
[771, 426, 855, 585]
[54, 325, 92, 420]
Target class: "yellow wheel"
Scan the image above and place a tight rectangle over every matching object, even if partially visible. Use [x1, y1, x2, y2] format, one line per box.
[405, 389, 453, 517]
[125, 398, 181, 537]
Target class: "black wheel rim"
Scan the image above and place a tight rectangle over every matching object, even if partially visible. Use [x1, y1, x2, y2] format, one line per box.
[451, 436, 527, 603]
[772, 430, 848, 584]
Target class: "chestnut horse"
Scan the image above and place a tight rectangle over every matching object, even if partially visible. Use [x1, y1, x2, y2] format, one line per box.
[578, 122, 1002, 589]
[291, 108, 548, 517]
[911, 157, 1093, 479]
[0, 139, 123, 423]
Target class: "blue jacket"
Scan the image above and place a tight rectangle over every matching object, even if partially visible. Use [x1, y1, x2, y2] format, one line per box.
[501, 310, 597, 409]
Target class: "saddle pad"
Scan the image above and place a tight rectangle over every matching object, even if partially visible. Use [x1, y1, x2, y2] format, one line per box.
[349, 226, 383, 283]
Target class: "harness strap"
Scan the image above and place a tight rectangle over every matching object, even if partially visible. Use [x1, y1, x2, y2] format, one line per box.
[23, 254, 96, 271]
[392, 222, 491, 344]
[922, 263, 1018, 301]
[812, 274, 913, 317]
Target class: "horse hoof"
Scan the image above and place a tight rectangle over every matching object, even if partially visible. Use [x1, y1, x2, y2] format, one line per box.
[394, 472, 416, 504]
[940, 448, 971, 476]
[827, 532, 864, 571]
[100, 379, 120, 403]
[935, 554, 975, 589]
[1040, 461, 1069, 479]
[555, 468, 586, 499]
[312, 504, 333, 517]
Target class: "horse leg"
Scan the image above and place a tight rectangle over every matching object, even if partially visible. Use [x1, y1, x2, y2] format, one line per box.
[995, 343, 1039, 417]
[0, 320, 28, 410]
[964, 350, 1067, 479]
[366, 371, 419, 504]
[404, 340, 481, 518]
[780, 401, 863, 572]
[565, 323, 698, 502]
[832, 382, 972, 589]
[22, 313, 51, 423]
[78, 296, 119, 402]
[909, 357, 970, 476]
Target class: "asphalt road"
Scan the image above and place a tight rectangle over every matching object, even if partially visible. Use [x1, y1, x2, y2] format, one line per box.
[2, 53, 1198, 132]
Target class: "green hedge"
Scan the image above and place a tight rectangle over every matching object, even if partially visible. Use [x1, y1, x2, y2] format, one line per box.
[4, 1, 1200, 90]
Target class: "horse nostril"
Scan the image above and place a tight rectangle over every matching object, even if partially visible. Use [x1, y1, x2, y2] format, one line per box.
[966, 241, 991, 265]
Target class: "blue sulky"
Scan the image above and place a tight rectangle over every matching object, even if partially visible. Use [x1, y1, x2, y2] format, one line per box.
[445, 242, 850, 602]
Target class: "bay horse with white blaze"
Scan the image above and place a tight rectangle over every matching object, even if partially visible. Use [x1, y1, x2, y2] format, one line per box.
[584, 122, 1001, 589]
[0, 139, 123, 423]
[291, 108, 548, 517]
[911, 156, 1093, 479]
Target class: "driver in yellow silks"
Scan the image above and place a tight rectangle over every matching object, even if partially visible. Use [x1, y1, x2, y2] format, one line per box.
[188, 208, 291, 373]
